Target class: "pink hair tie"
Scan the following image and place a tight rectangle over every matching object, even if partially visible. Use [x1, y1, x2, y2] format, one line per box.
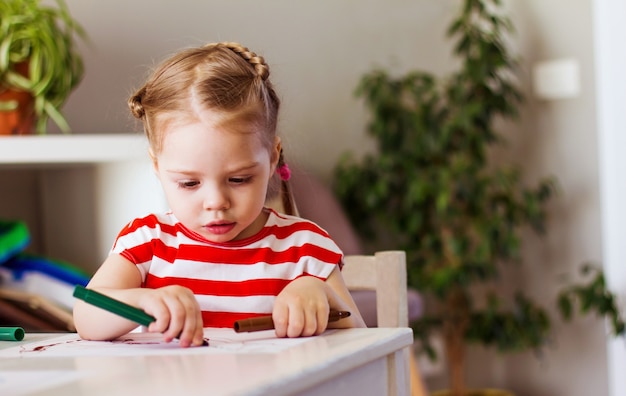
[277, 163, 291, 181]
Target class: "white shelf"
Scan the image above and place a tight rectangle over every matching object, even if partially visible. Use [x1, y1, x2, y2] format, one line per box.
[0, 134, 148, 165]
[0, 134, 165, 272]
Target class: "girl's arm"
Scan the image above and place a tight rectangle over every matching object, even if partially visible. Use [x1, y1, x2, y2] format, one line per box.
[272, 266, 366, 338]
[72, 254, 205, 347]
[323, 265, 367, 329]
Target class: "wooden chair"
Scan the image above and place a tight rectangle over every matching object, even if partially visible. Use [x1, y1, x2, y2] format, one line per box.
[343, 251, 427, 396]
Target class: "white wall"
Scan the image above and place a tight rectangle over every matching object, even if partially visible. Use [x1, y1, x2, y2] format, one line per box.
[497, 1, 606, 395]
[593, 1, 626, 395]
[59, 0, 459, 179]
[46, 0, 617, 395]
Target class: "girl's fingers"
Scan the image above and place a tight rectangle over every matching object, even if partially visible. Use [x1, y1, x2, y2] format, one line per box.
[273, 292, 331, 337]
[286, 304, 328, 338]
[163, 295, 185, 342]
[143, 299, 171, 334]
[314, 306, 330, 335]
[162, 293, 200, 347]
[286, 308, 306, 338]
[141, 287, 203, 347]
[300, 305, 329, 337]
[177, 296, 203, 347]
[272, 303, 290, 338]
[193, 307, 205, 346]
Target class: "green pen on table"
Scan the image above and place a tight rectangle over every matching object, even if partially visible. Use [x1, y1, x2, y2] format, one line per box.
[0, 326, 25, 341]
[73, 285, 208, 346]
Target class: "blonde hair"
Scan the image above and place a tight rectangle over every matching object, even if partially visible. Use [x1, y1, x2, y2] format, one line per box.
[128, 42, 296, 215]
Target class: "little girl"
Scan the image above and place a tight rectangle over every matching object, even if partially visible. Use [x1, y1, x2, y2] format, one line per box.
[73, 42, 366, 347]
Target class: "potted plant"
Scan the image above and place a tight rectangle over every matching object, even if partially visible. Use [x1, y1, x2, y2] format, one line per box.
[332, 0, 624, 395]
[0, 0, 86, 135]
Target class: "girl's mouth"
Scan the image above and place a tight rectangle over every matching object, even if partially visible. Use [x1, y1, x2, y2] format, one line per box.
[204, 222, 236, 235]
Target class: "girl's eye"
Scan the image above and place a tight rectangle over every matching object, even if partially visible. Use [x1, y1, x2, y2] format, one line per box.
[229, 176, 251, 185]
[178, 180, 200, 189]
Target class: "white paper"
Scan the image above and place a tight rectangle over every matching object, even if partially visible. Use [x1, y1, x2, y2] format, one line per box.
[0, 328, 312, 358]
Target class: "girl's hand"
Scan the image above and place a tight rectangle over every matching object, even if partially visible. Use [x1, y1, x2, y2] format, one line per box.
[137, 285, 205, 347]
[74, 255, 207, 346]
[272, 276, 330, 338]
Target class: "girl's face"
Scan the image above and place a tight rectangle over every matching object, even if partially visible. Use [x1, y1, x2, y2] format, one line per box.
[154, 109, 280, 243]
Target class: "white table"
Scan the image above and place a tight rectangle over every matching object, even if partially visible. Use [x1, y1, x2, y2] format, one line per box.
[0, 327, 413, 396]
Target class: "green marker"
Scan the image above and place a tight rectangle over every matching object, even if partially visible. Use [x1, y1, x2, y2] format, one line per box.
[0, 326, 25, 341]
[73, 285, 156, 326]
[73, 285, 208, 346]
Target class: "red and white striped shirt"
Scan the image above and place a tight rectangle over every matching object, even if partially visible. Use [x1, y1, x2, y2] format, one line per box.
[110, 208, 343, 328]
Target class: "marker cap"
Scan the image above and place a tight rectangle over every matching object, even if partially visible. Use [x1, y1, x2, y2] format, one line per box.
[0, 326, 25, 341]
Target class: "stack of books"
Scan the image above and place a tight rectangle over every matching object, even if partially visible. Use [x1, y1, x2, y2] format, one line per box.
[0, 220, 89, 332]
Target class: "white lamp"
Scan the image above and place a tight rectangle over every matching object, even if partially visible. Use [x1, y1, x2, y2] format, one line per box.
[532, 58, 580, 100]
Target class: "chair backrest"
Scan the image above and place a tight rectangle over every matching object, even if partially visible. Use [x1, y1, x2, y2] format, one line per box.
[342, 250, 408, 328]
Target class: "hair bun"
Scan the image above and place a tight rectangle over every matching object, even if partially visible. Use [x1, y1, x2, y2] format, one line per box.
[128, 89, 146, 119]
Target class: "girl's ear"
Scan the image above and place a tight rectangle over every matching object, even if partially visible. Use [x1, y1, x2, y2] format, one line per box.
[270, 136, 282, 174]
[149, 148, 159, 173]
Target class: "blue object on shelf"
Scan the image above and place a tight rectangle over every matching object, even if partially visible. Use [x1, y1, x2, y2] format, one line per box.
[2, 255, 89, 287]
[0, 219, 89, 287]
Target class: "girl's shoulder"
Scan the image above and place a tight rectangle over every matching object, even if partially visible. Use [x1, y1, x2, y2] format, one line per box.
[261, 209, 344, 267]
[116, 212, 182, 239]
[263, 208, 340, 251]
[265, 208, 330, 235]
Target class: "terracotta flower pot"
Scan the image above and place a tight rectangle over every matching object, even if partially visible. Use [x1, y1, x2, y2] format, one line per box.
[0, 62, 35, 135]
[0, 88, 35, 135]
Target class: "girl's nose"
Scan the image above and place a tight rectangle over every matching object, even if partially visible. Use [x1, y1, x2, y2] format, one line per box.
[203, 185, 230, 211]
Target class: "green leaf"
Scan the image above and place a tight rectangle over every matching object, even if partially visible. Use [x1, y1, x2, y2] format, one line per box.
[0, 0, 86, 134]
[329, 2, 596, 385]
[0, 100, 19, 111]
